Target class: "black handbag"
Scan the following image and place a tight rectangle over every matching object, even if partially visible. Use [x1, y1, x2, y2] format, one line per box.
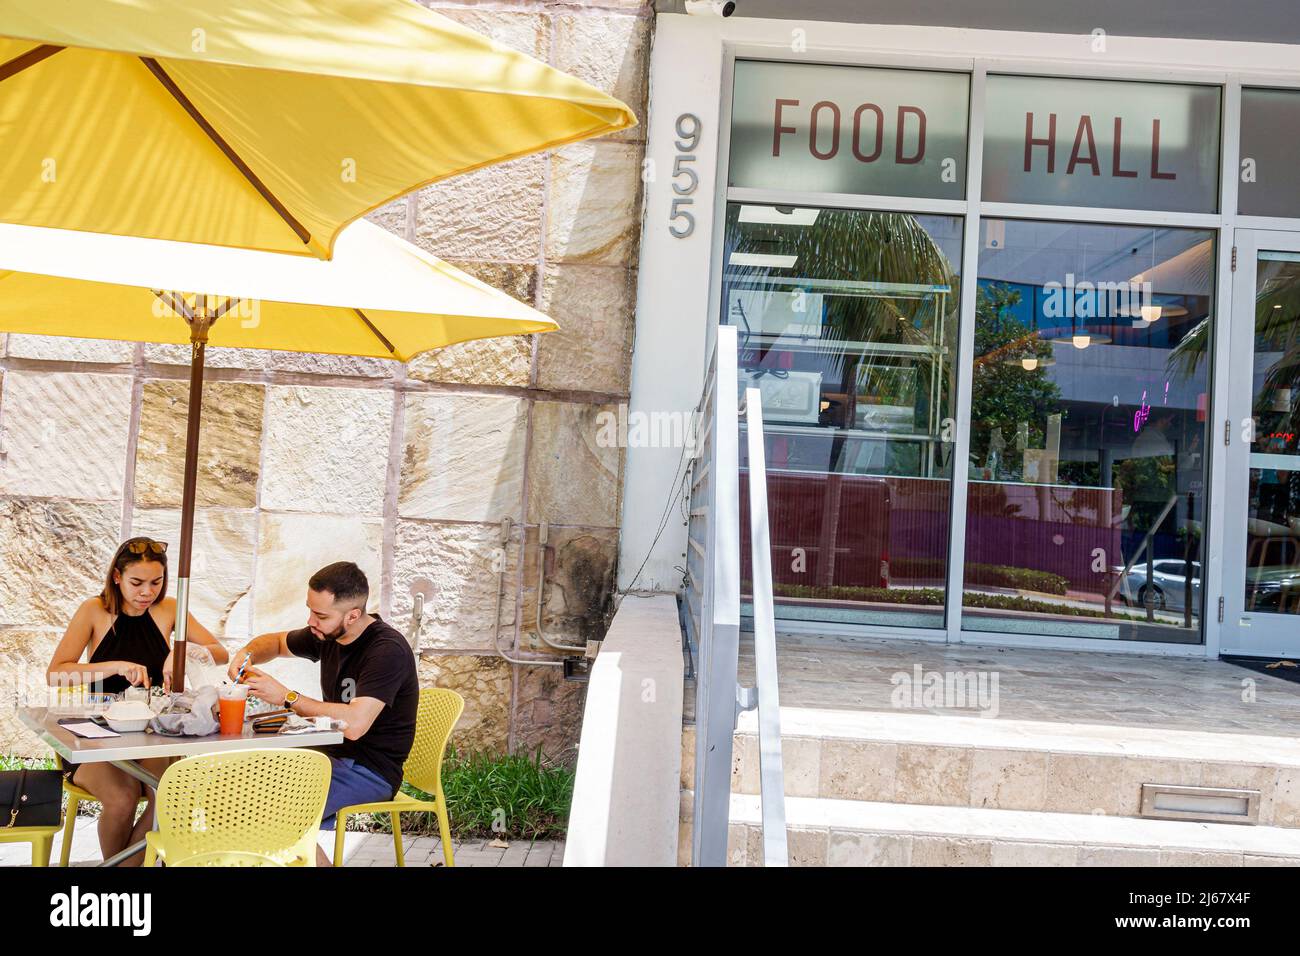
[0, 768, 63, 829]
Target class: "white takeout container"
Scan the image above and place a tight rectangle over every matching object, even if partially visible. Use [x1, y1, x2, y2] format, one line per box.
[104, 699, 155, 733]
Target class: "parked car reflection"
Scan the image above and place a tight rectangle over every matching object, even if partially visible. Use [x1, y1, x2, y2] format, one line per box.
[1114, 559, 1201, 611]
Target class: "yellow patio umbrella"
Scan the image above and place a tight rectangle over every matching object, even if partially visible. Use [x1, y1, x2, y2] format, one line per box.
[0, 0, 635, 258]
[0, 219, 557, 688]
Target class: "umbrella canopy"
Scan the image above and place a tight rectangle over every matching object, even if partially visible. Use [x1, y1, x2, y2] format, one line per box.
[0, 0, 636, 258]
[0, 219, 556, 688]
[0, 219, 556, 358]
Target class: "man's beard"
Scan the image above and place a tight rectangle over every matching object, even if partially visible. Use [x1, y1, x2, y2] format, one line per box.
[315, 622, 348, 642]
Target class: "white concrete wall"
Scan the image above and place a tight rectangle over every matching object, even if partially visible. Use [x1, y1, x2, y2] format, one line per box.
[618, 16, 727, 592]
[563, 593, 683, 866]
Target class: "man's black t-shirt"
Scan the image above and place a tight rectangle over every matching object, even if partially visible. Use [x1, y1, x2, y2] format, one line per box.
[285, 615, 418, 795]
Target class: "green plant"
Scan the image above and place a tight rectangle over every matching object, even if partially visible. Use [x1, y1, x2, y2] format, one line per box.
[0, 753, 56, 771]
[887, 558, 1069, 595]
[767, 582, 1151, 622]
[358, 747, 575, 841]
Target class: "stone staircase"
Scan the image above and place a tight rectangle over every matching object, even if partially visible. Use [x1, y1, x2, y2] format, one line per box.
[679, 707, 1300, 866]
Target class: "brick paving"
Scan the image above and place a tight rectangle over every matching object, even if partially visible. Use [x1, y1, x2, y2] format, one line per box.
[0, 815, 565, 867]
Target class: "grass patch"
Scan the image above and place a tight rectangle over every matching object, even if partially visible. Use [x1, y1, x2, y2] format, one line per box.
[358, 748, 574, 841]
[0, 753, 55, 771]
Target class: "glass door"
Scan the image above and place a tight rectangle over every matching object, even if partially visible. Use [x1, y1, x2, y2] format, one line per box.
[1222, 231, 1300, 656]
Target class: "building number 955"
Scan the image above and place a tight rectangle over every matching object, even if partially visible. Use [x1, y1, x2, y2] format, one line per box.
[669, 113, 701, 238]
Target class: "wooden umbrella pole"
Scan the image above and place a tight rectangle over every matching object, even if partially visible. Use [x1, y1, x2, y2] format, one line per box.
[172, 303, 214, 693]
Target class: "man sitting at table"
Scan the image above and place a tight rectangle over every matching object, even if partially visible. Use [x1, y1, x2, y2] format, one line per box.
[229, 561, 418, 866]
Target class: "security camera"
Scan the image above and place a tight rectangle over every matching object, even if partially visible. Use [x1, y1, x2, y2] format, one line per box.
[684, 0, 735, 16]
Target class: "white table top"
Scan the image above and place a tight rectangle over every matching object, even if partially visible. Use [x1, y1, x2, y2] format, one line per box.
[17, 707, 343, 764]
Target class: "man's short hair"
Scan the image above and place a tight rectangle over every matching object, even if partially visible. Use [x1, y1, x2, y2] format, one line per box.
[309, 561, 369, 608]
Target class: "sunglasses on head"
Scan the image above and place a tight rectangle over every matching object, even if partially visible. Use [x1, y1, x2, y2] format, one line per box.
[123, 539, 168, 557]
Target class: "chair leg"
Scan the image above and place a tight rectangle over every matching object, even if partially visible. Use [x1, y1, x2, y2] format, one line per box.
[435, 792, 454, 867]
[59, 794, 79, 867]
[31, 833, 52, 867]
[333, 814, 347, 867]
[391, 812, 405, 867]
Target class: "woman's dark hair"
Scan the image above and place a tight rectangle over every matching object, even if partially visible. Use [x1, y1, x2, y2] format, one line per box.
[99, 537, 169, 615]
[308, 561, 369, 609]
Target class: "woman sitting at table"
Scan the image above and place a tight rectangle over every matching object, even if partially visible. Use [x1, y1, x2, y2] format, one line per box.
[45, 536, 229, 865]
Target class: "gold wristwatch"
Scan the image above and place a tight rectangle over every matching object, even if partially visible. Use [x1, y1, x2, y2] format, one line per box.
[284, 690, 301, 709]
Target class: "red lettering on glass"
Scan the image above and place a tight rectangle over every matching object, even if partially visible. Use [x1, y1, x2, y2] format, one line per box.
[809, 100, 841, 160]
[1150, 119, 1176, 180]
[852, 103, 884, 162]
[772, 98, 799, 157]
[895, 106, 926, 164]
[1024, 112, 1057, 173]
[1067, 115, 1100, 175]
[1111, 118, 1138, 177]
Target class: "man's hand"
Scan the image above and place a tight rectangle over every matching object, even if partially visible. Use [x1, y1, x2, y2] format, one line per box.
[242, 667, 289, 706]
[227, 650, 253, 683]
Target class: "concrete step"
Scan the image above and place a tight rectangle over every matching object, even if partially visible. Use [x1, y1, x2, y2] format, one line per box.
[679, 789, 1300, 866]
[682, 706, 1300, 826]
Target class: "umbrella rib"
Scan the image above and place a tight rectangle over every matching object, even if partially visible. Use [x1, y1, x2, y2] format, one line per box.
[151, 290, 196, 322]
[354, 309, 398, 357]
[0, 44, 63, 83]
[138, 57, 314, 250]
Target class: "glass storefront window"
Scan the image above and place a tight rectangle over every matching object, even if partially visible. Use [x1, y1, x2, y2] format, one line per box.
[1239, 88, 1300, 218]
[962, 219, 1215, 642]
[1242, 253, 1300, 613]
[721, 203, 963, 628]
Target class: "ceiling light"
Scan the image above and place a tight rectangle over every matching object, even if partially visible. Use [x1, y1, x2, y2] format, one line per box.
[1048, 329, 1112, 349]
[738, 205, 820, 226]
[1003, 354, 1056, 370]
[728, 252, 798, 269]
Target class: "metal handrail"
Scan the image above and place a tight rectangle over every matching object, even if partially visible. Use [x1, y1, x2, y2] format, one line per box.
[684, 325, 786, 867]
[741, 387, 788, 866]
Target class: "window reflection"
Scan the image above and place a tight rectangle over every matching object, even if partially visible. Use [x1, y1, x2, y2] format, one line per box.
[1244, 255, 1300, 613]
[723, 203, 962, 627]
[964, 220, 1214, 642]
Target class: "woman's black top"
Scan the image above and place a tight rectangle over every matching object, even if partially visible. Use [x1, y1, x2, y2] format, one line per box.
[86, 607, 170, 695]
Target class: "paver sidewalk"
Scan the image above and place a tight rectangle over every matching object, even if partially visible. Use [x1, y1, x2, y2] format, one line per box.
[0, 816, 564, 867]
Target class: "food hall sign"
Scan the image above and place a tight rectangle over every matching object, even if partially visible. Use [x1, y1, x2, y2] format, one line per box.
[728, 61, 970, 200]
[981, 74, 1221, 213]
[728, 63, 1221, 215]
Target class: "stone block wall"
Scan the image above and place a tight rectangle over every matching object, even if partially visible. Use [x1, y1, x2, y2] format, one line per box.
[0, 0, 653, 763]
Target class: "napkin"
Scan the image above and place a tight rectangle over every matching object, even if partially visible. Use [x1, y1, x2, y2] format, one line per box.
[149, 686, 220, 737]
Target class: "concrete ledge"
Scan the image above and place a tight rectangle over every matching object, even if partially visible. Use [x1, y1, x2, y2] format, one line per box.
[564, 594, 684, 866]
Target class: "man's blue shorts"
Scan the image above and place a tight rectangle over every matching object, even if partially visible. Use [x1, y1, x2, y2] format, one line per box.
[319, 756, 395, 831]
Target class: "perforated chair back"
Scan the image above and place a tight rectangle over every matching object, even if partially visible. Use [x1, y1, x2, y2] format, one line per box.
[149, 748, 331, 866]
[403, 689, 464, 796]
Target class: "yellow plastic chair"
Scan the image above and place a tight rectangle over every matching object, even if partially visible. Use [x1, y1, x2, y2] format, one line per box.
[333, 688, 464, 867]
[143, 749, 332, 867]
[55, 754, 148, 867]
[0, 823, 60, 866]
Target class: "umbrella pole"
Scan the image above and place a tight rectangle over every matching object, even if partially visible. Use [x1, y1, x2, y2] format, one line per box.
[171, 307, 213, 693]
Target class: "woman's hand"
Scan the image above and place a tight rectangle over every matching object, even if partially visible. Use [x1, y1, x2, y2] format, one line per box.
[114, 660, 150, 688]
[160, 650, 176, 692]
